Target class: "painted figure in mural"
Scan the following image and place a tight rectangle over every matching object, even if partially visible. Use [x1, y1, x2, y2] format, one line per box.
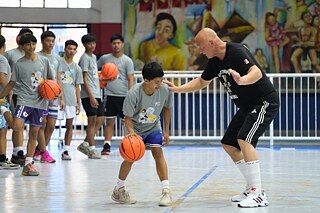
[137, 12, 186, 71]
[254, 48, 268, 73]
[309, 0, 320, 16]
[165, 28, 280, 208]
[290, 11, 320, 74]
[264, 12, 290, 73]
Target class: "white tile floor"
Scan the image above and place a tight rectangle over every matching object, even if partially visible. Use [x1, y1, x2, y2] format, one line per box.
[1, 139, 320, 213]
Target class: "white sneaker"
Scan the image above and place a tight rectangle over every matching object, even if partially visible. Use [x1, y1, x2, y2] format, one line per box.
[88, 149, 101, 159]
[77, 142, 90, 156]
[231, 187, 250, 202]
[159, 188, 172, 207]
[111, 186, 137, 204]
[238, 190, 269, 208]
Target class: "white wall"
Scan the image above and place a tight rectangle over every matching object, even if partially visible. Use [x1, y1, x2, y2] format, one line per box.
[0, 0, 121, 23]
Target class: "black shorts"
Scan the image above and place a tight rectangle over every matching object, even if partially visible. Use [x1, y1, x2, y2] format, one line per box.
[105, 96, 125, 119]
[221, 91, 280, 149]
[81, 97, 104, 117]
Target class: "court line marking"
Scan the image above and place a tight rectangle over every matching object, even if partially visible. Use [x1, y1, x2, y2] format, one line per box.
[163, 165, 219, 213]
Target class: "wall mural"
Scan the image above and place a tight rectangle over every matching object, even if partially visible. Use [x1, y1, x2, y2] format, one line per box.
[123, 0, 320, 74]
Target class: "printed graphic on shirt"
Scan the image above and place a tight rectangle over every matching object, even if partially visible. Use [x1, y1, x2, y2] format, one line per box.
[31, 71, 44, 89]
[61, 71, 73, 84]
[218, 69, 238, 100]
[139, 107, 157, 123]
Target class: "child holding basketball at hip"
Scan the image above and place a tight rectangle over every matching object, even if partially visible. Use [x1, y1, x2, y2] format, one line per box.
[0, 34, 53, 176]
[57, 40, 83, 160]
[35, 30, 64, 163]
[77, 34, 104, 159]
[111, 62, 173, 207]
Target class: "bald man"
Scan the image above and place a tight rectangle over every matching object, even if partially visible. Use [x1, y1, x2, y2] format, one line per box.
[164, 28, 279, 208]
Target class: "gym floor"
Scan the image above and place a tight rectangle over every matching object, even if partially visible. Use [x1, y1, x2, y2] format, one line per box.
[0, 138, 319, 213]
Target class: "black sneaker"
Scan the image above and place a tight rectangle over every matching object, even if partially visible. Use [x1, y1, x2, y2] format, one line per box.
[11, 150, 26, 166]
[101, 143, 111, 155]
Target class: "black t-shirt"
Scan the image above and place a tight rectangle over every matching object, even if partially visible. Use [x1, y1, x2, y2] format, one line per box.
[201, 42, 276, 109]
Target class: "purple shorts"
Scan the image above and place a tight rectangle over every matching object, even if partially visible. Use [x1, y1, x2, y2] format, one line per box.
[14, 105, 45, 126]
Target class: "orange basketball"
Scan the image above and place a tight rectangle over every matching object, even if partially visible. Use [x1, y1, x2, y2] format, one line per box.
[98, 72, 107, 88]
[101, 62, 118, 80]
[119, 135, 145, 162]
[38, 80, 61, 100]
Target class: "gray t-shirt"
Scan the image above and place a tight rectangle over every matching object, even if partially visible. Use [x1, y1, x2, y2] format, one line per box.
[58, 58, 83, 106]
[11, 55, 53, 110]
[37, 51, 61, 108]
[37, 51, 60, 81]
[0, 55, 11, 94]
[97, 54, 134, 97]
[4, 48, 24, 95]
[79, 52, 100, 99]
[123, 83, 172, 135]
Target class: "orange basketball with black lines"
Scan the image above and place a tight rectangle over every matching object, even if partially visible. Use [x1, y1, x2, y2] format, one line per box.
[119, 135, 145, 162]
[38, 80, 61, 100]
[101, 62, 118, 80]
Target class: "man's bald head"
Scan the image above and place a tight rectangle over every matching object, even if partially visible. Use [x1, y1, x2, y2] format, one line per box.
[195, 28, 218, 43]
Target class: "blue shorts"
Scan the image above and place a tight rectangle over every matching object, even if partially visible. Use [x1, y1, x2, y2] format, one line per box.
[141, 129, 163, 147]
[0, 114, 6, 129]
[0, 102, 10, 129]
[43, 109, 58, 119]
[14, 105, 45, 127]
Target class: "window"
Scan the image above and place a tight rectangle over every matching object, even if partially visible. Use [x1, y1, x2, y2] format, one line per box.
[45, 0, 67, 8]
[0, 0, 19, 7]
[1, 24, 88, 63]
[21, 0, 43, 8]
[0, 0, 91, 8]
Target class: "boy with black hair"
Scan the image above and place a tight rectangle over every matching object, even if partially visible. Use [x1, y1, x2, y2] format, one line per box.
[0, 34, 53, 176]
[97, 34, 134, 155]
[4, 28, 33, 166]
[58, 40, 83, 160]
[111, 62, 172, 207]
[77, 34, 104, 159]
[34, 30, 64, 163]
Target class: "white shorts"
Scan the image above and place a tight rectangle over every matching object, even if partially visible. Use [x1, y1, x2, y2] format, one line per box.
[58, 105, 77, 120]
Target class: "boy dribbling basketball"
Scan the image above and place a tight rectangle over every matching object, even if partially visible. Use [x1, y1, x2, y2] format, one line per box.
[111, 62, 173, 207]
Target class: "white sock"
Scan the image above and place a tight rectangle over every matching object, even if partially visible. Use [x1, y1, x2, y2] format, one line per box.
[235, 159, 250, 189]
[161, 180, 170, 189]
[116, 178, 125, 190]
[104, 140, 111, 146]
[83, 141, 89, 146]
[25, 157, 33, 165]
[64, 145, 70, 151]
[89, 146, 95, 151]
[245, 160, 262, 193]
[13, 147, 23, 156]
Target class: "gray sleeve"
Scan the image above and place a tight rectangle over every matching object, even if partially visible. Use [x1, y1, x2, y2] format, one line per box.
[97, 56, 104, 70]
[126, 57, 135, 76]
[0, 58, 7, 74]
[75, 65, 84, 84]
[11, 63, 18, 82]
[122, 91, 137, 117]
[79, 55, 90, 72]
